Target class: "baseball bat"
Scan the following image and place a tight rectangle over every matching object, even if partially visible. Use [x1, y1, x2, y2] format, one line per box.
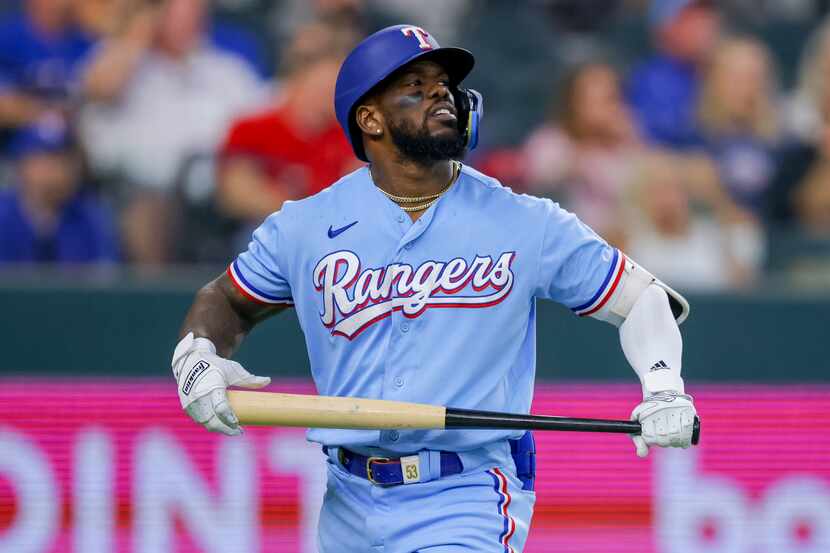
[227, 391, 701, 445]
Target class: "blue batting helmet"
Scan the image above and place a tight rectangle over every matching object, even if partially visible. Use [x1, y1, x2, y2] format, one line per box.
[334, 24, 483, 162]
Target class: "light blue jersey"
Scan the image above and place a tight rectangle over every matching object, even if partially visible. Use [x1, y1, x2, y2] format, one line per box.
[228, 164, 622, 454]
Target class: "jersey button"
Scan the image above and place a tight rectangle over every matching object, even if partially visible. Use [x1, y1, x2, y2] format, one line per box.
[394, 376, 404, 387]
[389, 431, 400, 441]
[400, 323, 409, 333]
[404, 243, 413, 250]
[397, 215, 405, 223]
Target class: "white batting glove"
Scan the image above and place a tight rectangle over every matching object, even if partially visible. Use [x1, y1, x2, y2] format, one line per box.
[172, 332, 271, 436]
[630, 391, 696, 458]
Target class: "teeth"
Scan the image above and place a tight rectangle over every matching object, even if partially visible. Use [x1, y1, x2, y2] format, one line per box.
[434, 109, 452, 116]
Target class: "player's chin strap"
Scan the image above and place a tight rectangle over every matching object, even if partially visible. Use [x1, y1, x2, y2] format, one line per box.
[454, 88, 483, 151]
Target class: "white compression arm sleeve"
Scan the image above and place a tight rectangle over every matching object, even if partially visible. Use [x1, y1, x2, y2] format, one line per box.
[619, 284, 685, 396]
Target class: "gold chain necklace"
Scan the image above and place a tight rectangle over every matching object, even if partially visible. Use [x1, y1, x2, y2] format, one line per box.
[377, 162, 460, 212]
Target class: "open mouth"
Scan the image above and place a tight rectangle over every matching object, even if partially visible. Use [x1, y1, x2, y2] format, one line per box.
[430, 105, 457, 122]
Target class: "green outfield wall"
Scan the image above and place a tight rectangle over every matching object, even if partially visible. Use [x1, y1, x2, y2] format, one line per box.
[1, 270, 827, 381]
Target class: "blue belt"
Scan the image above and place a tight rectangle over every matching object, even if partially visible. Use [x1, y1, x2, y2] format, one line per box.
[323, 432, 536, 489]
[324, 446, 463, 486]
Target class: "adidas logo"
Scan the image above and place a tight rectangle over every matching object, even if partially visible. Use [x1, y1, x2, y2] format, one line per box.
[649, 360, 670, 372]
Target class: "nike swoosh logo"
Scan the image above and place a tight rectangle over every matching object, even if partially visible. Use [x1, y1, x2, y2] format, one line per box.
[327, 220, 358, 239]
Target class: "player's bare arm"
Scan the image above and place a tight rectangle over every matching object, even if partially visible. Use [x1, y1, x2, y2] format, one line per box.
[172, 273, 287, 435]
[179, 272, 286, 356]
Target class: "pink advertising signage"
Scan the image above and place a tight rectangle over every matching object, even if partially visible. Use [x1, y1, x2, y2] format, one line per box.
[0, 380, 828, 552]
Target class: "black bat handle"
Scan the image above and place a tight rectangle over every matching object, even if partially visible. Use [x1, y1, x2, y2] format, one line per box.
[445, 408, 701, 446]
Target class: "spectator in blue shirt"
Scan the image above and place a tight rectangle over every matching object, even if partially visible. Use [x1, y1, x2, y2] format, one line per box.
[625, 0, 721, 150]
[0, 0, 94, 148]
[698, 37, 780, 215]
[0, 117, 119, 264]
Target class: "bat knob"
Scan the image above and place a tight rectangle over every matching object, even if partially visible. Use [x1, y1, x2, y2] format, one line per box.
[691, 416, 701, 446]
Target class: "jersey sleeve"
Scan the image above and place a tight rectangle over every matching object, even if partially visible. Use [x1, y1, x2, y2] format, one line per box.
[535, 200, 624, 317]
[227, 213, 294, 305]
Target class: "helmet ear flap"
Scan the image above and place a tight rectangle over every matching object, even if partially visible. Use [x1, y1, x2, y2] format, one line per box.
[453, 87, 484, 151]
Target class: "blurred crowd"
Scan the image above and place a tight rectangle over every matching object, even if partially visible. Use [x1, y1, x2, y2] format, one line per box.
[1, 0, 830, 292]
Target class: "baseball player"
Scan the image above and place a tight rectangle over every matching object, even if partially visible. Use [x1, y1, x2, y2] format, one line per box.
[172, 24, 698, 552]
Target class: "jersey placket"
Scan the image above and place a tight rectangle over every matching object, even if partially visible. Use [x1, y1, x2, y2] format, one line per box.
[377, 205, 438, 446]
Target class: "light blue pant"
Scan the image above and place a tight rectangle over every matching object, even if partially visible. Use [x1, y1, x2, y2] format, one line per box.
[318, 443, 536, 552]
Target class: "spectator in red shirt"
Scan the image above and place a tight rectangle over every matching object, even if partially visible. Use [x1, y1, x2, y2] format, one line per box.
[217, 21, 359, 224]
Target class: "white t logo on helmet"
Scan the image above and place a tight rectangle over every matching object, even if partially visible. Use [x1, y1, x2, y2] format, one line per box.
[400, 26, 432, 50]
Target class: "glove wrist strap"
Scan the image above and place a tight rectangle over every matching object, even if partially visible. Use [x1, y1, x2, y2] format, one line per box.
[642, 370, 685, 397]
[172, 332, 217, 379]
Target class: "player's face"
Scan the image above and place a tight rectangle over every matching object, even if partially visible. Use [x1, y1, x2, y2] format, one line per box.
[382, 60, 458, 136]
[372, 60, 465, 163]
